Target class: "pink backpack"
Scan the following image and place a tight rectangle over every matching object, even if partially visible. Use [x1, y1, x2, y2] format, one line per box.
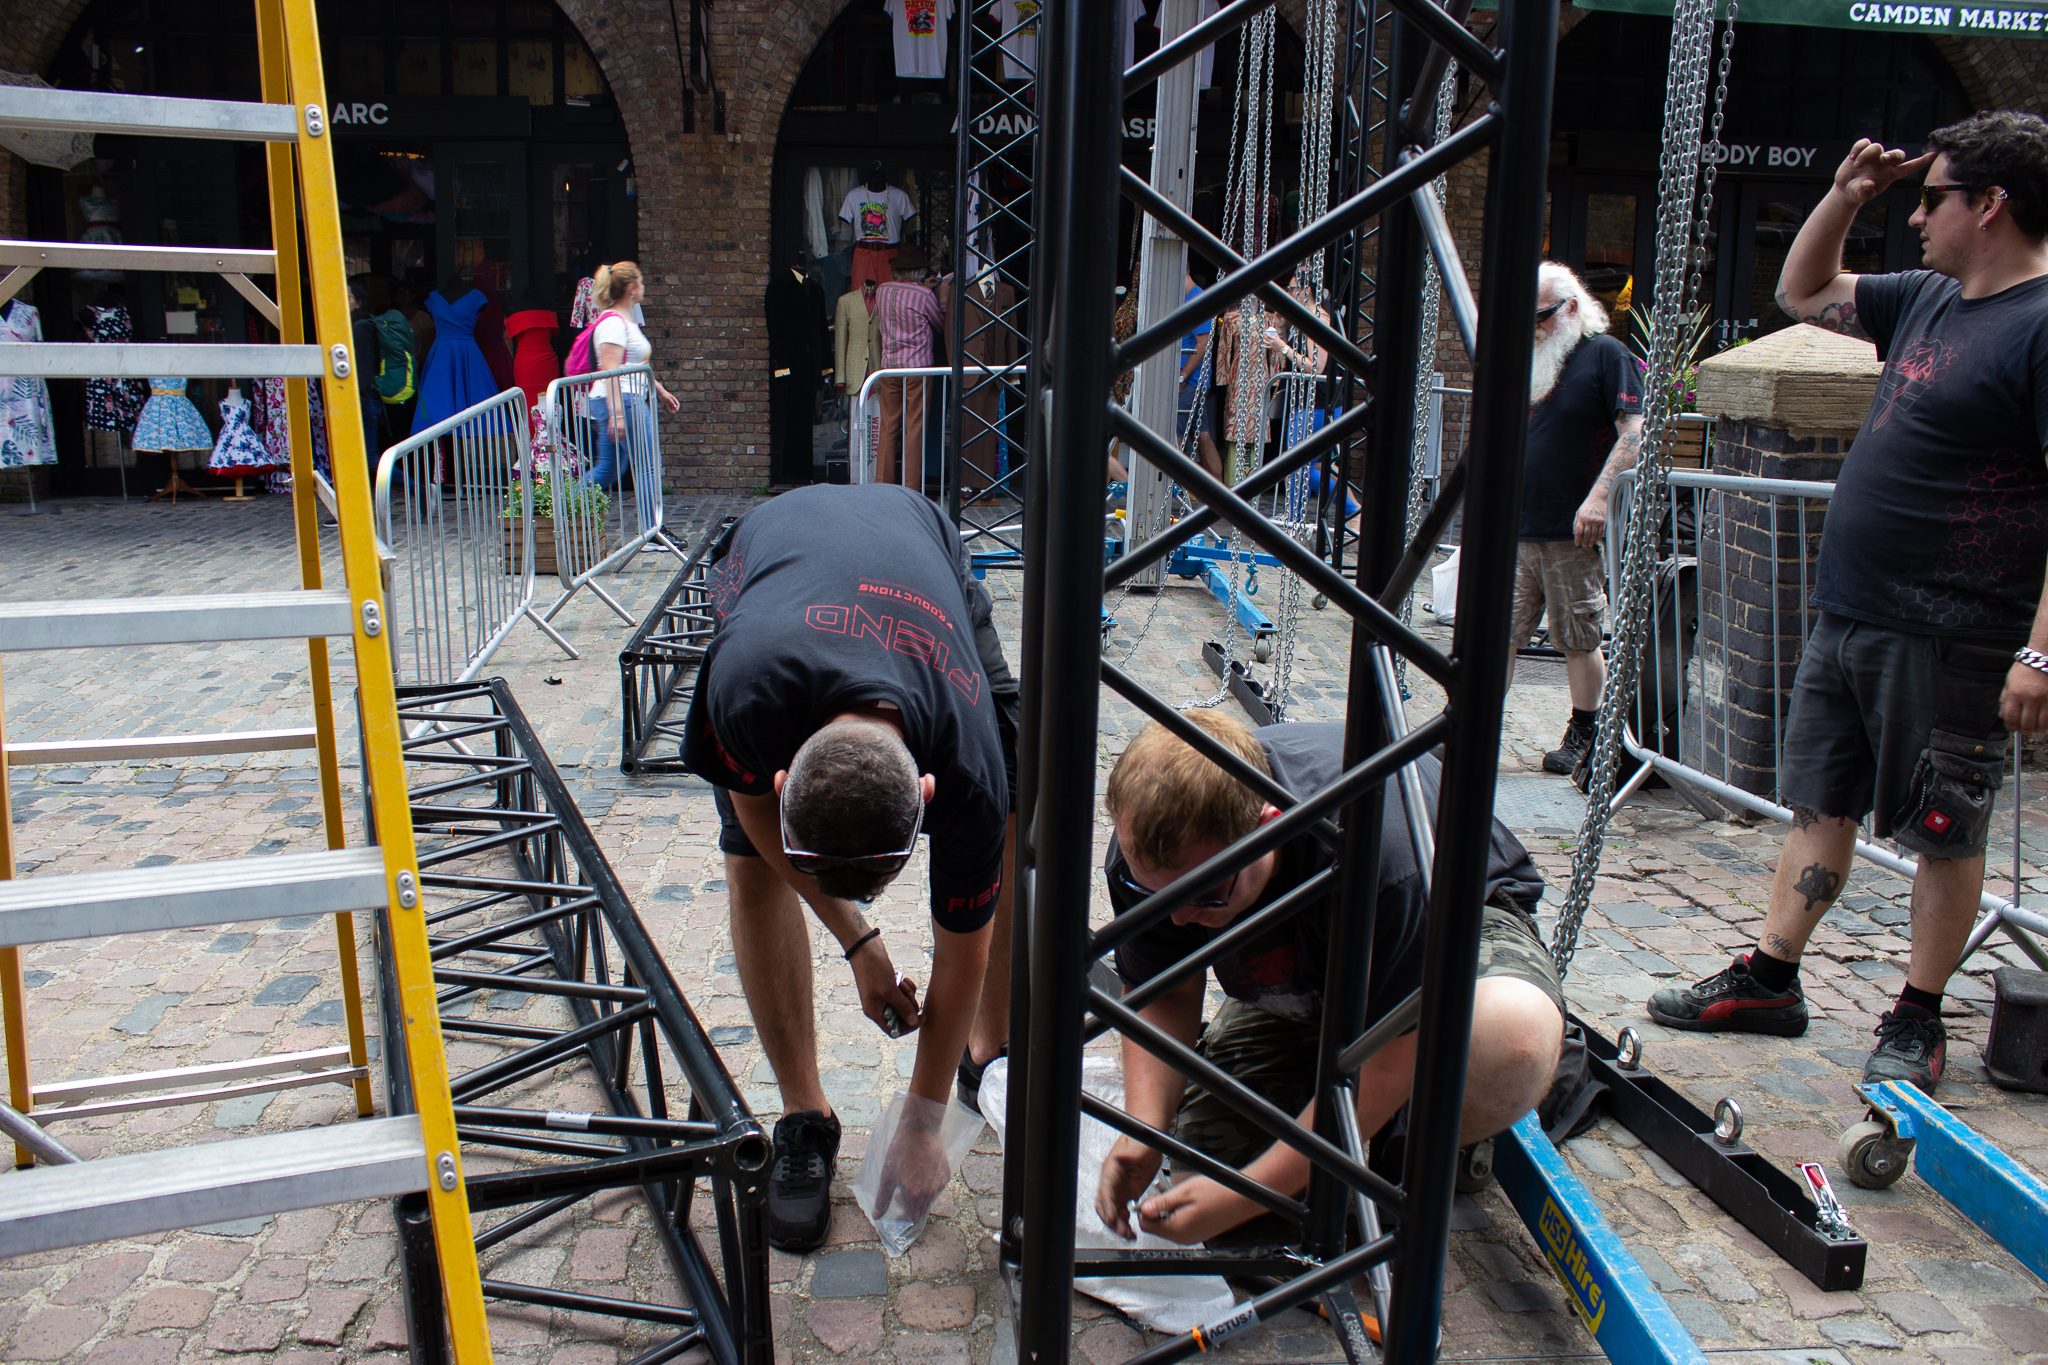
[564, 309, 622, 378]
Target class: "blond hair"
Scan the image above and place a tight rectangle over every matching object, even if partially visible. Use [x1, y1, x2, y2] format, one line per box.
[592, 260, 643, 309]
[1106, 710, 1271, 870]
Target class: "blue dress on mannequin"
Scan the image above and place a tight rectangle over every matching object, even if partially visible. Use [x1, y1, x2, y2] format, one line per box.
[413, 288, 498, 429]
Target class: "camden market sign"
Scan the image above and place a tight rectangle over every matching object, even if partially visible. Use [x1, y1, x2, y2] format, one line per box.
[1569, 0, 2048, 37]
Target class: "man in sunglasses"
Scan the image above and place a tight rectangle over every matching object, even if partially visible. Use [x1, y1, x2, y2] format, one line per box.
[1093, 711, 1564, 1245]
[1650, 112, 2048, 1096]
[1515, 261, 1645, 778]
[681, 484, 1019, 1250]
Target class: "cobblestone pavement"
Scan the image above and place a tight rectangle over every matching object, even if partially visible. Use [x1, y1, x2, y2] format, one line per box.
[3, 493, 2046, 1365]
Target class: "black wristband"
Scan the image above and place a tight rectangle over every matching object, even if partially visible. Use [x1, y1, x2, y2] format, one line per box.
[843, 927, 882, 961]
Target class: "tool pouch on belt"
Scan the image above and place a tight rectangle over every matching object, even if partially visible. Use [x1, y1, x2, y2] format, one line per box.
[1894, 727, 2007, 858]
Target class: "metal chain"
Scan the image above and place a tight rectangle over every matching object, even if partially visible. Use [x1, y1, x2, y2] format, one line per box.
[1397, 63, 1457, 692]
[1554, 0, 1735, 977]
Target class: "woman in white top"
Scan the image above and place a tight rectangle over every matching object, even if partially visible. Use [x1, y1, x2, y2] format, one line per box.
[584, 261, 680, 519]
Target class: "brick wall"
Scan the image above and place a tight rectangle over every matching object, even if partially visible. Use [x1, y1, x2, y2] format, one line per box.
[1692, 419, 1847, 796]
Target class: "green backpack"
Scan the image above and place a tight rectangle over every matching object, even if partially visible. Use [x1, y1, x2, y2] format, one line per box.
[370, 309, 416, 404]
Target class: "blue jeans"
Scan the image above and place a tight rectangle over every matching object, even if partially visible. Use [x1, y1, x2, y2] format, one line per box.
[584, 392, 657, 525]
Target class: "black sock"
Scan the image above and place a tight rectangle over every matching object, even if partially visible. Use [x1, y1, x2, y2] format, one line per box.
[1744, 947, 1798, 993]
[1897, 983, 1942, 1017]
[1570, 707, 1597, 729]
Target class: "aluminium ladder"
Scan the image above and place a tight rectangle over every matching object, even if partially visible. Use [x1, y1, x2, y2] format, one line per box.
[0, 1, 491, 1357]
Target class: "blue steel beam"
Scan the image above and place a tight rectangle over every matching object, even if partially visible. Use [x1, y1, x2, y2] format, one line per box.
[1493, 1114, 1708, 1365]
[1859, 1081, 2048, 1287]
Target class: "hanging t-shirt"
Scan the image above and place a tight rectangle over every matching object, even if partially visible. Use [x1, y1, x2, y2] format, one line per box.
[839, 183, 918, 247]
[1109, 733, 1544, 1025]
[1519, 331, 1643, 541]
[993, 0, 1041, 81]
[680, 485, 1009, 933]
[884, 0, 955, 81]
[1812, 270, 2048, 640]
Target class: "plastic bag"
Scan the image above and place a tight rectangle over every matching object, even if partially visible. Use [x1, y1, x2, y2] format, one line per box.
[980, 1057, 1237, 1332]
[1427, 546, 1460, 624]
[854, 1090, 985, 1256]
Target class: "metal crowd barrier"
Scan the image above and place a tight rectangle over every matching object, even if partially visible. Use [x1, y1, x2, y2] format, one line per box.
[373, 387, 575, 687]
[853, 363, 1030, 496]
[1603, 466, 2048, 964]
[619, 517, 732, 774]
[541, 363, 683, 626]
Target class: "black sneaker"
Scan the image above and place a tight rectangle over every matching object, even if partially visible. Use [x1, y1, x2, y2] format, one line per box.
[1544, 719, 1597, 776]
[1646, 955, 1810, 1037]
[956, 1045, 1008, 1116]
[1864, 1006, 1946, 1093]
[767, 1109, 841, 1252]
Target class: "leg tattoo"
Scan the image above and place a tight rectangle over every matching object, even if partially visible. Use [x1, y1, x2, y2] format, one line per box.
[1793, 861, 1842, 915]
[1762, 931, 1801, 961]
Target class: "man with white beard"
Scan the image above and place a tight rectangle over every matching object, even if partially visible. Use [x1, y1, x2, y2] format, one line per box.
[1511, 262, 1645, 775]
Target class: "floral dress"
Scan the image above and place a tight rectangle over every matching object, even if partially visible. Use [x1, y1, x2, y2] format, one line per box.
[131, 377, 214, 452]
[208, 393, 283, 476]
[0, 301, 57, 467]
[84, 305, 148, 432]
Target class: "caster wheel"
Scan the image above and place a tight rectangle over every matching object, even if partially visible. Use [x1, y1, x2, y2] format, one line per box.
[1837, 1118, 1910, 1189]
[1252, 639, 1273, 664]
[1101, 633, 1116, 656]
[1455, 1139, 1495, 1194]
[1311, 593, 1328, 611]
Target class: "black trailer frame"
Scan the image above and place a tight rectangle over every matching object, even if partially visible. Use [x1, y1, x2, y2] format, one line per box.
[1003, 2, 1557, 1362]
[377, 679, 774, 1365]
[618, 520, 732, 775]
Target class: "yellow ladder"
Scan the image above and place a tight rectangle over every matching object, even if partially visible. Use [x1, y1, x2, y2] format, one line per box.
[0, 1, 491, 1357]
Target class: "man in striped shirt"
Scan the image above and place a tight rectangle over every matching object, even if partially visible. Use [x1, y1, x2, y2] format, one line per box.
[873, 246, 946, 490]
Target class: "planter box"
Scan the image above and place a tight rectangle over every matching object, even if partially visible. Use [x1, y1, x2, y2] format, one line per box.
[1669, 419, 1708, 469]
[504, 516, 608, 577]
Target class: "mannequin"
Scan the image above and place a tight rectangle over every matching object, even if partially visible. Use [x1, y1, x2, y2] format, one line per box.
[765, 251, 828, 486]
[840, 161, 916, 308]
[209, 383, 284, 501]
[937, 265, 1019, 492]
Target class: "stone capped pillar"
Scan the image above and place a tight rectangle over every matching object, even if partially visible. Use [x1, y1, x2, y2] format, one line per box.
[1689, 325, 1881, 797]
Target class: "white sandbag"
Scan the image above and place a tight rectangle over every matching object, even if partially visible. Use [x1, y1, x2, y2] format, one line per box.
[980, 1056, 1238, 1333]
[1427, 546, 1460, 624]
[855, 1090, 986, 1256]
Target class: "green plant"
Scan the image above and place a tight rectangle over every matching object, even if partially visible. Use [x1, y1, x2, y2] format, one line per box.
[504, 477, 610, 523]
[1628, 305, 1716, 413]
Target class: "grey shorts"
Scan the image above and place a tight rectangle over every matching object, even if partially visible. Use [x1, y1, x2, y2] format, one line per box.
[1512, 540, 1607, 655]
[1781, 612, 2011, 858]
[1170, 900, 1564, 1172]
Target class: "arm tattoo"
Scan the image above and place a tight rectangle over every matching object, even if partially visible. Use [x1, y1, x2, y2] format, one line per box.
[1801, 298, 1866, 340]
[1792, 862, 1842, 915]
[1775, 286, 1794, 319]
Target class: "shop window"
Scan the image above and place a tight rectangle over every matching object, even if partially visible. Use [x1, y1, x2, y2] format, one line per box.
[564, 38, 603, 102]
[397, 39, 441, 95]
[332, 38, 388, 96]
[454, 159, 513, 289]
[511, 41, 554, 105]
[454, 41, 498, 97]
[1582, 192, 1636, 320]
[1748, 199, 1885, 338]
[345, 236, 373, 277]
[508, 3, 554, 27]
[452, 0, 498, 27]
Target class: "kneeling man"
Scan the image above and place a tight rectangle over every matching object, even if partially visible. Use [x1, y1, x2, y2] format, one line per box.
[1095, 712, 1564, 1244]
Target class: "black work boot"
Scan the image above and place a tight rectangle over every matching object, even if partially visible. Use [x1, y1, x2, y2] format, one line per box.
[1544, 717, 1597, 775]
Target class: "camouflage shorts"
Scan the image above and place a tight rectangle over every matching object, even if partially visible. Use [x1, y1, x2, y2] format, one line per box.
[1170, 900, 1563, 1173]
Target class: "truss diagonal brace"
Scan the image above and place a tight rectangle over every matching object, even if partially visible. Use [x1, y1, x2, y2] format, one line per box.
[1124, 0, 1277, 94]
[1383, 0, 1501, 85]
[1080, 1093, 1310, 1222]
[1404, 159, 1478, 356]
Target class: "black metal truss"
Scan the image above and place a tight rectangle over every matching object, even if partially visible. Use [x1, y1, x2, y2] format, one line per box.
[1005, 2, 1555, 1364]
[945, 0, 1039, 550]
[619, 519, 731, 775]
[376, 679, 773, 1365]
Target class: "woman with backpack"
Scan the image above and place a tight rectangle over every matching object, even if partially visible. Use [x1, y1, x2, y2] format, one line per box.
[576, 261, 679, 520]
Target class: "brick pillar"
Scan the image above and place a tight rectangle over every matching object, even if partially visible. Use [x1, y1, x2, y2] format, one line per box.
[1688, 325, 1880, 797]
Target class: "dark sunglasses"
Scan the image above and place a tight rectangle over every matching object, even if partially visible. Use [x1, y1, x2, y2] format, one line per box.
[1534, 299, 1569, 324]
[1114, 863, 1240, 911]
[781, 791, 924, 879]
[1919, 182, 1980, 212]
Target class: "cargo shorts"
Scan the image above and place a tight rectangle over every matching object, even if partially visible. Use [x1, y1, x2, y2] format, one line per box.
[1510, 540, 1607, 655]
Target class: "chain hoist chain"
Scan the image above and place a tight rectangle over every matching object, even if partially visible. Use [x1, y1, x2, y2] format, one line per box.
[1554, 0, 1734, 976]
[1396, 63, 1457, 692]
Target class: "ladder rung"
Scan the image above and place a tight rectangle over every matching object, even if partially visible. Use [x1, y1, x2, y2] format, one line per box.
[0, 848, 388, 948]
[32, 1065, 366, 1122]
[0, 343, 324, 380]
[0, 1115, 427, 1258]
[0, 240, 278, 275]
[5, 728, 320, 766]
[34, 1047, 354, 1107]
[0, 590, 355, 651]
[0, 87, 300, 142]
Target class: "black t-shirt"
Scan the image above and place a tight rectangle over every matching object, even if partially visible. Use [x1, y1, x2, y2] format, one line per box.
[681, 485, 1009, 933]
[1812, 271, 2048, 639]
[1107, 726, 1545, 1027]
[1520, 332, 1644, 540]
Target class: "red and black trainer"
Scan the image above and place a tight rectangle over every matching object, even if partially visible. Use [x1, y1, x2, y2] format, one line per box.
[1863, 1005, 1945, 1093]
[1646, 955, 1810, 1037]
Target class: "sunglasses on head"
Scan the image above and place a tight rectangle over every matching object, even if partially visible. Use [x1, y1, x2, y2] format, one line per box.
[1919, 182, 1986, 212]
[781, 790, 924, 880]
[1114, 863, 1240, 910]
[1534, 299, 1569, 324]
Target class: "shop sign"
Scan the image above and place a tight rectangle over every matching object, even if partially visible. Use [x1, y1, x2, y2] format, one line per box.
[1572, 0, 2048, 35]
[1704, 142, 1825, 170]
[328, 95, 533, 138]
[970, 112, 1160, 145]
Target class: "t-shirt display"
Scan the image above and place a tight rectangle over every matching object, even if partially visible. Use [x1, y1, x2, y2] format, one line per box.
[839, 184, 918, 247]
[884, 0, 955, 80]
[1109, 729, 1544, 1026]
[993, 0, 1041, 81]
[681, 485, 1009, 933]
[1519, 331, 1643, 540]
[1814, 270, 2048, 640]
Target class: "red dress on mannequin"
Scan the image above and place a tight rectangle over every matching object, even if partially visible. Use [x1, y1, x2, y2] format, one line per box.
[505, 309, 561, 410]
